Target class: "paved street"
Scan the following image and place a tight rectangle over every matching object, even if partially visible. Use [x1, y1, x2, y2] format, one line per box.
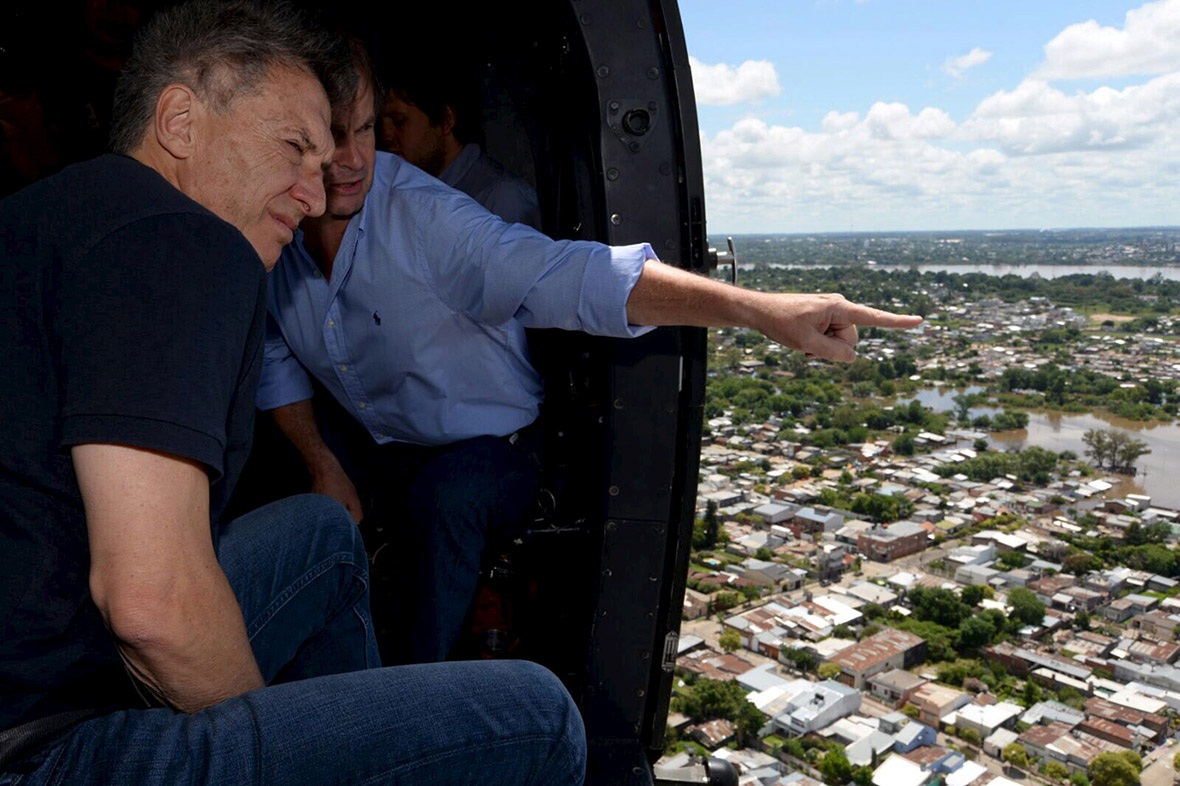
[1141, 745, 1175, 786]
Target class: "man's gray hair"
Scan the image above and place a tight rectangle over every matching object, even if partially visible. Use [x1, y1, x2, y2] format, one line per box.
[109, 0, 357, 154]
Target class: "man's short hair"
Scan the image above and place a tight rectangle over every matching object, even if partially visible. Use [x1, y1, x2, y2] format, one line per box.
[383, 61, 480, 146]
[109, 0, 357, 154]
[345, 36, 383, 118]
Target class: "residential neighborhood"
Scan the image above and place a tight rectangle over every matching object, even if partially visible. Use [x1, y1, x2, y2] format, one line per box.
[656, 277, 1180, 786]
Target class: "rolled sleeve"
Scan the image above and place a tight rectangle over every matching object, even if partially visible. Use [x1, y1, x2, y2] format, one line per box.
[575, 243, 658, 338]
[256, 314, 314, 411]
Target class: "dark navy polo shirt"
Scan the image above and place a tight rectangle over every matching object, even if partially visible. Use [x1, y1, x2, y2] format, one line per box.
[0, 154, 267, 730]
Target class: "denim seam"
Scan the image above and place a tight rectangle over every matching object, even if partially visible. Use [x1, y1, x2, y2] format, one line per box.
[350, 733, 561, 786]
[245, 552, 363, 642]
[351, 605, 376, 670]
[40, 740, 70, 786]
[242, 696, 266, 786]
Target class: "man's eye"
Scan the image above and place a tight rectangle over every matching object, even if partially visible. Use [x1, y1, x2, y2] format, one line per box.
[360, 123, 375, 133]
[287, 140, 304, 154]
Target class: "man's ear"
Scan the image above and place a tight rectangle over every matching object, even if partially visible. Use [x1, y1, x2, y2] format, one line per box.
[153, 83, 198, 159]
[441, 105, 457, 138]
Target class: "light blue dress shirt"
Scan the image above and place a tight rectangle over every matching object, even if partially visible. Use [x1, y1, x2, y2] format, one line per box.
[439, 144, 542, 231]
[259, 152, 654, 446]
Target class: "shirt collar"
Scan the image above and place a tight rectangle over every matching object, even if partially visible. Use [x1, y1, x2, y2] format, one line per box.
[439, 143, 481, 189]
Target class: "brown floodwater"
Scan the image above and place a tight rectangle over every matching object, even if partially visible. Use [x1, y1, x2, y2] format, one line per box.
[989, 410, 1179, 509]
[896, 386, 1180, 509]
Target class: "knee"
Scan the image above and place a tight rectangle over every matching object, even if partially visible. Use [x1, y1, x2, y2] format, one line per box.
[503, 661, 586, 784]
[278, 493, 368, 567]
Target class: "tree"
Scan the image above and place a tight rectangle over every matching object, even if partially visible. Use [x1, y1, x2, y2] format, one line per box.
[819, 746, 853, 786]
[1082, 428, 1150, 474]
[1002, 743, 1029, 770]
[703, 500, 720, 548]
[961, 585, 986, 607]
[713, 592, 741, 614]
[1088, 752, 1141, 786]
[892, 432, 915, 456]
[1074, 610, 1091, 631]
[1043, 761, 1070, 781]
[1069, 773, 1089, 786]
[782, 647, 817, 673]
[1007, 587, 1046, 627]
[719, 629, 741, 653]
[901, 704, 919, 719]
[958, 728, 981, 747]
[818, 663, 842, 680]
[957, 615, 995, 650]
[832, 624, 855, 639]
[862, 603, 886, 620]
[998, 550, 1028, 570]
[910, 586, 970, 628]
[1022, 679, 1041, 707]
[1063, 552, 1099, 576]
[733, 695, 765, 748]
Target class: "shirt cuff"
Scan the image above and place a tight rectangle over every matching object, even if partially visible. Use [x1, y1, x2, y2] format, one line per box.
[256, 358, 315, 411]
[577, 243, 658, 338]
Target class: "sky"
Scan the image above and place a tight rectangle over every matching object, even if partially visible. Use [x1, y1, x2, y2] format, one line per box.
[677, 0, 1180, 233]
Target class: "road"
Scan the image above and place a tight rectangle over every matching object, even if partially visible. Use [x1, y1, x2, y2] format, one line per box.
[1141, 744, 1174, 786]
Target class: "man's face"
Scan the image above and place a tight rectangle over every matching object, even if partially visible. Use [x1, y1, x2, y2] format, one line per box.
[379, 93, 447, 176]
[181, 65, 333, 269]
[323, 81, 377, 220]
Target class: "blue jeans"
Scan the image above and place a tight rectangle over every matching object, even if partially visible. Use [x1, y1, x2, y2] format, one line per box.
[389, 435, 539, 664]
[1, 495, 585, 785]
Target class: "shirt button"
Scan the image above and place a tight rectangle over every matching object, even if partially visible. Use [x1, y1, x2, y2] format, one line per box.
[359, 403, 367, 410]
[340, 364, 349, 372]
[313, 270, 322, 278]
[375, 433, 385, 439]
[327, 320, 335, 328]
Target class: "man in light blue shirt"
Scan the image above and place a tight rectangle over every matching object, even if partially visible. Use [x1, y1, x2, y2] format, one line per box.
[260, 64, 922, 665]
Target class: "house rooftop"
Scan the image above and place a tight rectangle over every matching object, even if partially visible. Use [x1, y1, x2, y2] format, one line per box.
[829, 629, 924, 673]
[870, 668, 927, 693]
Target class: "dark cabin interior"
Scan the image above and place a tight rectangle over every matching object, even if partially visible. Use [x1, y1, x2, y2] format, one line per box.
[1, 1, 710, 782]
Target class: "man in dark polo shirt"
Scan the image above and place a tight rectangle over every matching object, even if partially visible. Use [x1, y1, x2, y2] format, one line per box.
[0, 2, 587, 784]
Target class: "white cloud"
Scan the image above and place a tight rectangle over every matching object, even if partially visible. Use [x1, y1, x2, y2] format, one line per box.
[689, 56, 782, 106]
[694, 1, 1180, 231]
[822, 110, 860, 132]
[1036, 0, 1180, 79]
[962, 73, 1180, 155]
[943, 47, 993, 78]
[699, 79, 1180, 231]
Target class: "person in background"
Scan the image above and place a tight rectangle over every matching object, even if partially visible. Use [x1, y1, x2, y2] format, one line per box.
[380, 64, 541, 229]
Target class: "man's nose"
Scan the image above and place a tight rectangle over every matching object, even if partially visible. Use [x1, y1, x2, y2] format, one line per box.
[336, 136, 364, 170]
[293, 166, 327, 218]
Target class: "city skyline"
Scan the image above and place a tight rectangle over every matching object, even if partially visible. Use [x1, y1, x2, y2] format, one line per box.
[679, 0, 1180, 234]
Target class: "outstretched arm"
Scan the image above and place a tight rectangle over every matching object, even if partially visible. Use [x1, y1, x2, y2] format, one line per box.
[625, 259, 921, 362]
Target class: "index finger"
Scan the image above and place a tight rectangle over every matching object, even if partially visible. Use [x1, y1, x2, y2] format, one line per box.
[836, 302, 923, 329]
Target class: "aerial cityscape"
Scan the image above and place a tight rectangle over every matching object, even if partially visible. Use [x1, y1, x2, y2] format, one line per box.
[656, 230, 1180, 786]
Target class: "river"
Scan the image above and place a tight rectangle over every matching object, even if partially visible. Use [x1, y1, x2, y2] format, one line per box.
[743, 263, 1180, 281]
[897, 385, 1180, 510]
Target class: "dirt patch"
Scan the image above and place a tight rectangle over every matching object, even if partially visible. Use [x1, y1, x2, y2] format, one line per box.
[1089, 312, 1135, 324]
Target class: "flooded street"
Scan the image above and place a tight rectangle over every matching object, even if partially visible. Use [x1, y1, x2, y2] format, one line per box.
[989, 410, 1180, 509]
[898, 385, 1180, 509]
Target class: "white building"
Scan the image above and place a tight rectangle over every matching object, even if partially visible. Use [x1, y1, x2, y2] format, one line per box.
[773, 680, 861, 736]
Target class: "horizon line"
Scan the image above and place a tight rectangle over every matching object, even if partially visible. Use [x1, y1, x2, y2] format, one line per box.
[706, 225, 1180, 238]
